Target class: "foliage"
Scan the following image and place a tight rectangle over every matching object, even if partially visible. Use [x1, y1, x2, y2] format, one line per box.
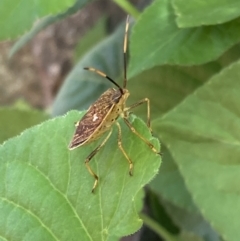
[0, 111, 160, 241]
[1, 0, 240, 241]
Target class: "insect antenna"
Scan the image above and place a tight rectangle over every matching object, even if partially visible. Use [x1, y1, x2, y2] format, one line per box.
[84, 67, 124, 95]
[123, 15, 130, 89]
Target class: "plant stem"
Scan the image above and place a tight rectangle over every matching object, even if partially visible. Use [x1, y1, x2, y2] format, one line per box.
[113, 0, 140, 19]
[140, 213, 179, 241]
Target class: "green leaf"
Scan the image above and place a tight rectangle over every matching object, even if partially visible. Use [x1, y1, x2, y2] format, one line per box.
[154, 60, 240, 241]
[0, 107, 48, 144]
[129, 0, 240, 78]
[52, 22, 125, 116]
[172, 0, 240, 27]
[0, 111, 161, 241]
[130, 44, 240, 216]
[9, 0, 89, 57]
[0, 0, 82, 40]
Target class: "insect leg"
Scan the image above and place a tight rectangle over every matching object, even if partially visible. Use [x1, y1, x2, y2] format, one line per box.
[123, 15, 130, 89]
[116, 122, 133, 176]
[123, 117, 160, 155]
[85, 129, 113, 193]
[124, 98, 151, 131]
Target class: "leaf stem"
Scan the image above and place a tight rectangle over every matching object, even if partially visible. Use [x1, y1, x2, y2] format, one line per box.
[140, 213, 179, 241]
[113, 0, 140, 19]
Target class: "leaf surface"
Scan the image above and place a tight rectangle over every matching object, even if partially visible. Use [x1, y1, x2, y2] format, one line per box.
[172, 0, 240, 27]
[154, 60, 240, 241]
[0, 111, 161, 241]
[129, 0, 240, 78]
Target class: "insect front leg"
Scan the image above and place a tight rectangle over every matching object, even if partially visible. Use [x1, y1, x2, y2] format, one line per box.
[123, 118, 160, 155]
[85, 129, 112, 193]
[124, 98, 152, 132]
[116, 122, 133, 176]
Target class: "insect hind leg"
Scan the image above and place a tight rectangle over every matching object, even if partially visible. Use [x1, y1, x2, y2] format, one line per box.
[85, 129, 112, 193]
[123, 117, 160, 155]
[116, 122, 133, 176]
[124, 98, 152, 132]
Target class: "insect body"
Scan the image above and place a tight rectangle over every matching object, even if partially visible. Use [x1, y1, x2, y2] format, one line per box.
[69, 16, 159, 193]
[69, 87, 129, 149]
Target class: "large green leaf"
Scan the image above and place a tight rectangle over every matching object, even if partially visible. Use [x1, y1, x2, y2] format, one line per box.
[0, 107, 48, 144]
[0, 111, 161, 241]
[172, 0, 240, 27]
[129, 0, 240, 78]
[0, 0, 82, 40]
[154, 60, 240, 241]
[129, 44, 240, 220]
